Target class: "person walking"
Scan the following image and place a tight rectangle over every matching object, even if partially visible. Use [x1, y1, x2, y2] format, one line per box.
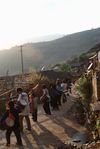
[29, 90, 38, 122]
[40, 84, 51, 115]
[17, 88, 31, 132]
[49, 84, 59, 110]
[61, 79, 68, 103]
[0, 100, 23, 147]
[56, 79, 63, 106]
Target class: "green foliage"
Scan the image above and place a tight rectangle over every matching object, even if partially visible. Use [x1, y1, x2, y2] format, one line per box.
[78, 53, 88, 62]
[59, 63, 71, 72]
[70, 55, 79, 64]
[76, 76, 92, 106]
[67, 53, 88, 64]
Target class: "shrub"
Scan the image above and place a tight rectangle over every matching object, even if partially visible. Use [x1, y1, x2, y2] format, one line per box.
[75, 76, 92, 108]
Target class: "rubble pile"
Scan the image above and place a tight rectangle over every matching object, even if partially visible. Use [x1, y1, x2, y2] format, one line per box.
[83, 141, 100, 149]
[56, 143, 82, 149]
[56, 141, 100, 149]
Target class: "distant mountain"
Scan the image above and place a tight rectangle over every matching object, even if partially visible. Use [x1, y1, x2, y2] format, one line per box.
[27, 34, 64, 43]
[0, 28, 100, 76]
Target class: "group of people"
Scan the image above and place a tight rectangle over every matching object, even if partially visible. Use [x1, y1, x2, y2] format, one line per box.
[0, 87, 32, 147]
[40, 78, 72, 115]
[0, 78, 72, 147]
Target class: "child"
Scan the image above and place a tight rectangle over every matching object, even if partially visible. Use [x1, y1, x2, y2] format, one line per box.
[0, 100, 23, 147]
[29, 91, 38, 122]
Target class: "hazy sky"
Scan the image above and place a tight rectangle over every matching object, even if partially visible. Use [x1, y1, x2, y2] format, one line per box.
[0, 0, 100, 50]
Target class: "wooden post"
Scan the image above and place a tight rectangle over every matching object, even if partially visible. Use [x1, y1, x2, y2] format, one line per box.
[92, 71, 98, 102]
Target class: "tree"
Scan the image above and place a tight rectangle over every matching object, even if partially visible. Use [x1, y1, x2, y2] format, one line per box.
[79, 53, 87, 62]
[59, 63, 71, 72]
[75, 76, 92, 110]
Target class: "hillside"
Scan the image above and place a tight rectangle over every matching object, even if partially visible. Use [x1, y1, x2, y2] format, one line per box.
[0, 28, 100, 76]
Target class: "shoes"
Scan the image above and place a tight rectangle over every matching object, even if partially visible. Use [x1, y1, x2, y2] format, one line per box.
[33, 119, 37, 122]
[6, 144, 10, 147]
[32, 118, 37, 122]
[16, 143, 23, 146]
[6, 143, 23, 147]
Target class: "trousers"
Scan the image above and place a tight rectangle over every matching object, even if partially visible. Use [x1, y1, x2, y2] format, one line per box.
[6, 127, 22, 145]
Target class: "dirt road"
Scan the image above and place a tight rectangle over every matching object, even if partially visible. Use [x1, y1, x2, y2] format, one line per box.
[0, 95, 86, 149]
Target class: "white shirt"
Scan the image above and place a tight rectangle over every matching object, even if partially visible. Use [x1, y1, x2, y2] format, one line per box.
[43, 88, 50, 98]
[61, 83, 67, 92]
[18, 92, 30, 116]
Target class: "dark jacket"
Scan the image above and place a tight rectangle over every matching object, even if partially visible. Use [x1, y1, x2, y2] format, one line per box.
[0, 108, 20, 128]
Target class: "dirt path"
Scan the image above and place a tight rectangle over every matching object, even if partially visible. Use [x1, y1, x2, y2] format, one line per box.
[0, 95, 86, 149]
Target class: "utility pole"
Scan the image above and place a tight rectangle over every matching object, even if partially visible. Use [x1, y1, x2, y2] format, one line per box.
[20, 45, 24, 75]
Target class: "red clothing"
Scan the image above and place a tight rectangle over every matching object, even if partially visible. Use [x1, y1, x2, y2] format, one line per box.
[32, 84, 43, 97]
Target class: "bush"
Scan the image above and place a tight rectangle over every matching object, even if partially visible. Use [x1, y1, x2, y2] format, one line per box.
[75, 76, 92, 108]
